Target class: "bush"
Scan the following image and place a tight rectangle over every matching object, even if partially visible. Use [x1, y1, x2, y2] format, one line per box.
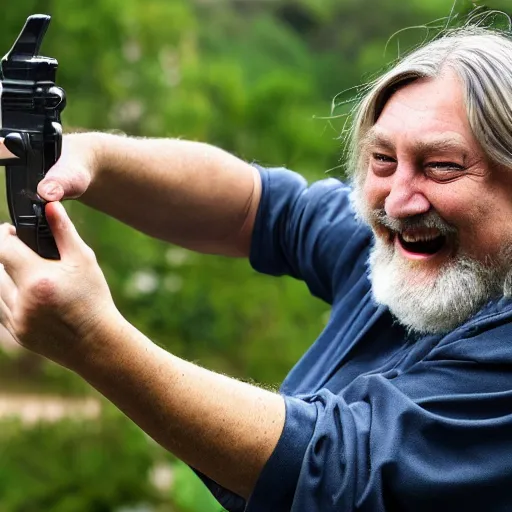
[0, 409, 164, 511]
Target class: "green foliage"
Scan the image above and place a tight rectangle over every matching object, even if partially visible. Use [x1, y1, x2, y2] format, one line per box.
[171, 460, 227, 512]
[0, 1, 508, 510]
[0, 349, 90, 396]
[0, 410, 163, 511]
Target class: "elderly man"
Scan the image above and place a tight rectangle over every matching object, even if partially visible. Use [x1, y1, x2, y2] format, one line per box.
[0, 26, 511, 511]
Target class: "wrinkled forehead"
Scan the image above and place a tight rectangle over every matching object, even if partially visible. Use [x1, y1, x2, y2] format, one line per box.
[361, 73, 481, 156]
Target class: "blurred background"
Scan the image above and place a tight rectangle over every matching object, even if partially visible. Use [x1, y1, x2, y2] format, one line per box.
[0, 0, 510, 510]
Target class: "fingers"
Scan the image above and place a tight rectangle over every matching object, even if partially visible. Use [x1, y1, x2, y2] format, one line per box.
[0, 204, 93, 285]
[0, 264, 17, 312]
[0, 138, 18, 161]
[0, 224, 36, 284]
[0, 204, 91, 280]
[0, 265, 22, 352]
[45, 202, 88, 260]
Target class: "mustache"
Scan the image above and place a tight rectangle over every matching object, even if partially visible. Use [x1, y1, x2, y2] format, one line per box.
[369, 209, 457, 236]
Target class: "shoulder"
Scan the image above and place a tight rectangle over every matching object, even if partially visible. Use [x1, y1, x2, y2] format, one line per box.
[253, 164, 362, 230]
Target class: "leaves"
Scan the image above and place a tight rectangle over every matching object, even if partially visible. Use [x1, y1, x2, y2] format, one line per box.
[0, 1, 507, 510]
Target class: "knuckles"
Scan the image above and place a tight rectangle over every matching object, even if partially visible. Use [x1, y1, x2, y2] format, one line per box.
[82, 245, 98, 264]
[26, 276, 59, 306]
[0, 223, 16, 238]
[0, 224, 21, 260]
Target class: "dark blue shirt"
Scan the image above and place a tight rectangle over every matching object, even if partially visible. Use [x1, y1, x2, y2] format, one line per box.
[202, 166, 512, 511]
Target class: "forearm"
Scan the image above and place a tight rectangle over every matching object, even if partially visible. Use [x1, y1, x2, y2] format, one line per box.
[79, 133, 261, 256]
[71, 310, 285, 499]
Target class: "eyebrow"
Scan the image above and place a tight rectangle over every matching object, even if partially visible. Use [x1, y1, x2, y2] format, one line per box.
[361, 128, 471, 159]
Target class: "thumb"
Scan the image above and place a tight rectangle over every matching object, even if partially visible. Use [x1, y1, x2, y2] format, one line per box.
[0, 138, 17, 160]
[38, 173, 65, 202]
[45, 202, 86, 259]
[38, 160, 90, 201]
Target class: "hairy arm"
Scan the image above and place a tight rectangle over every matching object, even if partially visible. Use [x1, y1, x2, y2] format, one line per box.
[80, 134, 261, 256]
[0, 203, 285, 500]
[72, 311, 285, 499]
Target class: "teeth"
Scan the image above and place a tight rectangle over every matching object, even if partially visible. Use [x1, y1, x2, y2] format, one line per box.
[401, 229, 441, 243]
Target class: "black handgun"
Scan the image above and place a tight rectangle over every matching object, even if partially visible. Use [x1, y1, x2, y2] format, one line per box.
[0, 14, 66, 259]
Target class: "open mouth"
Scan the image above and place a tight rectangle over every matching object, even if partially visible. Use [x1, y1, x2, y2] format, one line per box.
[394, 229, 447, 257]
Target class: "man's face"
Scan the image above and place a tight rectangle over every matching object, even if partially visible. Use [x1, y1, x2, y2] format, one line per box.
[357, 69, 512, 333]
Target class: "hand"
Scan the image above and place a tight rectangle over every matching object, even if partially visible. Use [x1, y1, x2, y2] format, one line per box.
[0, 138, 17, 160]
[0, 201, 118, 368]
[0, 133, 100, 202]
[37, 133, 102, 202]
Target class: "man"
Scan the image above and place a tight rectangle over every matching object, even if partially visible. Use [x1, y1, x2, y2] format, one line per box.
[0, 25, 511, 511]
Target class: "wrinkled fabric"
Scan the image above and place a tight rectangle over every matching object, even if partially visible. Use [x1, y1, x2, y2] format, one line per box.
[200, 166, 512, 511]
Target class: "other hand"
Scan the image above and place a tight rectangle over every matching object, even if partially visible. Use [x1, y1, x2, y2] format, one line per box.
[0, 201, 118, 368]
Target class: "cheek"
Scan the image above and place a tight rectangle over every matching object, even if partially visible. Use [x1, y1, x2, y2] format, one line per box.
[428, 185, 485, 226]
[362, 170, 387, 209]
[428, 188, 506, 256]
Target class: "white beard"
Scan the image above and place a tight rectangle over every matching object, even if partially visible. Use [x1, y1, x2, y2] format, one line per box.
[350, 186, 511, 335]
[369, 237, 506, 334]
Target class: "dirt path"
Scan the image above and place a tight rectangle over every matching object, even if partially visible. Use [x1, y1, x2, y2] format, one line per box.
[0, 392, 175, 492]
[0, 393, 101, 424]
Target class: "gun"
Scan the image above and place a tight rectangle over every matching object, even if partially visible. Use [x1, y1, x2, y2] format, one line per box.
[0, 14, 66, 259]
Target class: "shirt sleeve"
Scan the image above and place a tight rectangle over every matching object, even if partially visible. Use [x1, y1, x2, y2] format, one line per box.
[249, 165, 371, 304]
[247, 330, 512, 511]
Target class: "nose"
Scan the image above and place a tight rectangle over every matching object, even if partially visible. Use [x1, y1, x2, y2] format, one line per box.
[384, 165, 430, 219]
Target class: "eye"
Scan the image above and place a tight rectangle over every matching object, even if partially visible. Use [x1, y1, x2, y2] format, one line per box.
[369, 153, 396, 177]
[372, 153, 396, 163]
[428, 161, 465, 170]
[426, 161, 466, 182]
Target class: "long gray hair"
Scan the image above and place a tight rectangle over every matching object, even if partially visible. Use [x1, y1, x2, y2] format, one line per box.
[347, 26, 512, 186]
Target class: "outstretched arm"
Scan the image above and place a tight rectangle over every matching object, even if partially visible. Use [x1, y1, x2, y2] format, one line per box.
[1, 133, 261, 257]
[82, 135, 262, 256]
[0, 202, 284, 499]
[76, 313, 285, 499]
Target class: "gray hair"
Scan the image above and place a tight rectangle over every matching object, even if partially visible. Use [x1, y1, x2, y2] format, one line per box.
[347, 26, 512, 185]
